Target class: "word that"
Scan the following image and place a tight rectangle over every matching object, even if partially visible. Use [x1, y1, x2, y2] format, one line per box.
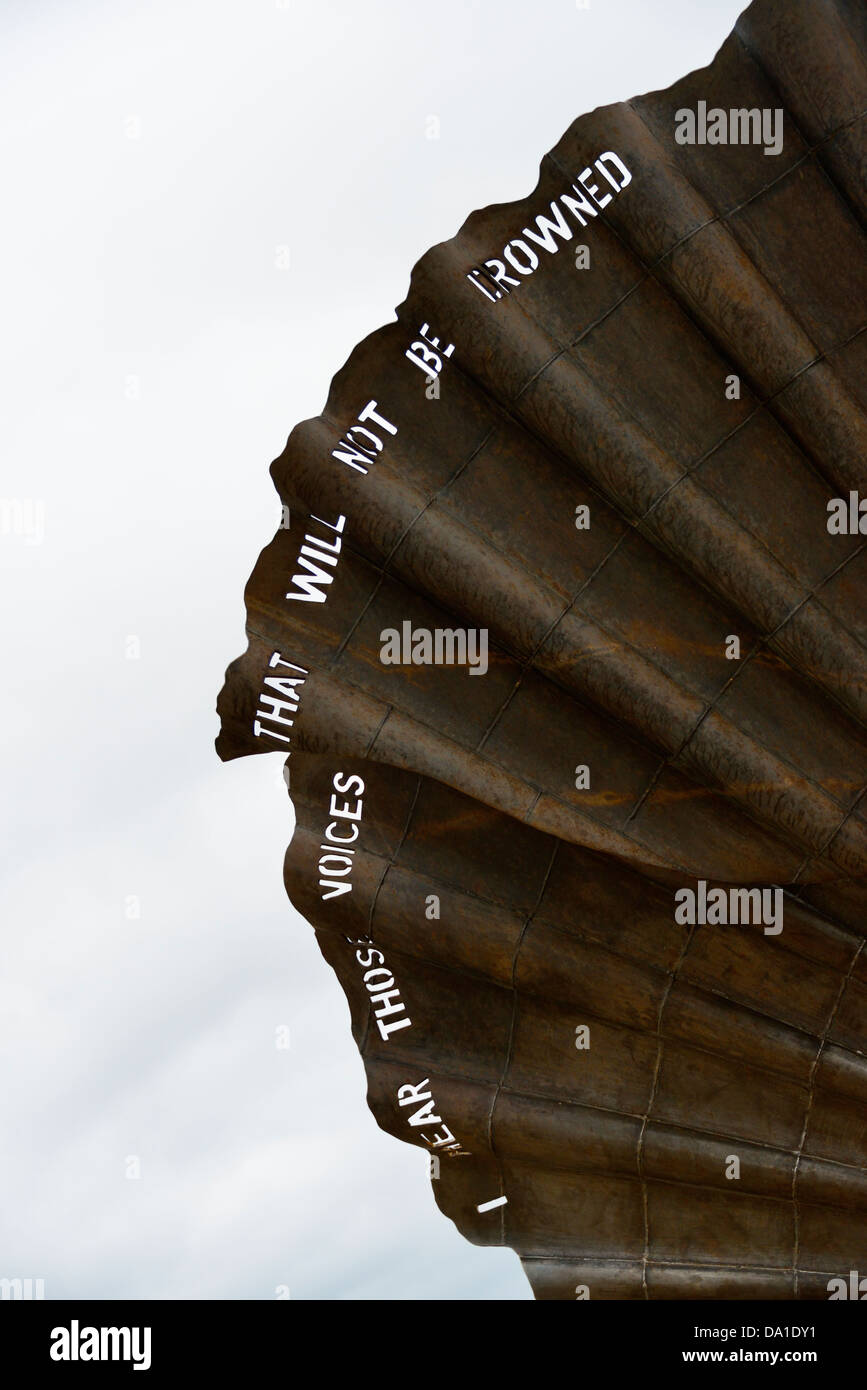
[252, 651, 308, 748]
[467, 151, 631, 301]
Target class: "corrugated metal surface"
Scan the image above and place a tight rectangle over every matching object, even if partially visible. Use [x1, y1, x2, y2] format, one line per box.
[216, 0, 867, 1296]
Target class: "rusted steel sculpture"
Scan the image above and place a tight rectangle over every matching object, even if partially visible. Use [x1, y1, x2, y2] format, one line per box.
[217, 0, 867, 1297]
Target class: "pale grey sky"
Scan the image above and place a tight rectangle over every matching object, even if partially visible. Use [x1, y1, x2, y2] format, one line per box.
[0, 0, 748, 1299]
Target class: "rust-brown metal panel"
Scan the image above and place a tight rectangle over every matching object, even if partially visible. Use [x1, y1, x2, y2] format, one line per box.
[216, 0, 867, 1297]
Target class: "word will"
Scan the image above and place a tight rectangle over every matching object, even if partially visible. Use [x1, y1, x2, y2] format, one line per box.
[286, 512, 346, 603]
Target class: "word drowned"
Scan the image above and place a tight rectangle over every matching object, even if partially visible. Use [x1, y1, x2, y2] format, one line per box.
[674, 880, 783, 935]
[467, 150, 631, 301]
[252, 652, 308, 749]
[318, 771, 365, 900]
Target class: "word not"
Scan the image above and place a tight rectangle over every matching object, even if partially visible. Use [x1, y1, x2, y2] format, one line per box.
[828, 1271, 867, 1299]
[350, 941, 412, 1040]
[332, 400, 397, 475]
[827, 492, 867, 534]
[467, 151, 631, 301]
[286, 512, 346, 603]
[380, 622, 488, 675]
[50, 1322, 151, 1372]
[674, 102, 783, 156]
[397, 1078, 470, 1156]
[318, 771, 365, 900]
[252, 652, 308, 748]
[674, 881, 783, 935]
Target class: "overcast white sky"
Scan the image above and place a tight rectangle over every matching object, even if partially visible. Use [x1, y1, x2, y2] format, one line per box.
[0, 0, 748, 1300]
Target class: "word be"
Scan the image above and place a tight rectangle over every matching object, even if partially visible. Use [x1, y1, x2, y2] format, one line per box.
[405, 322, 454, 381]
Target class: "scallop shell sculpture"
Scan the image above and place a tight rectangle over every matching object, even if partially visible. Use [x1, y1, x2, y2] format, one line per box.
[216, 0, 867, 1298]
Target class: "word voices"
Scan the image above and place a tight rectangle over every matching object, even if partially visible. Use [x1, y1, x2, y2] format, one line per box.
[380, 622, 488, 675]
[50, 1321, 151, 1372]
[674, 881, 783, 935]
[319, 771, 365, 899]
